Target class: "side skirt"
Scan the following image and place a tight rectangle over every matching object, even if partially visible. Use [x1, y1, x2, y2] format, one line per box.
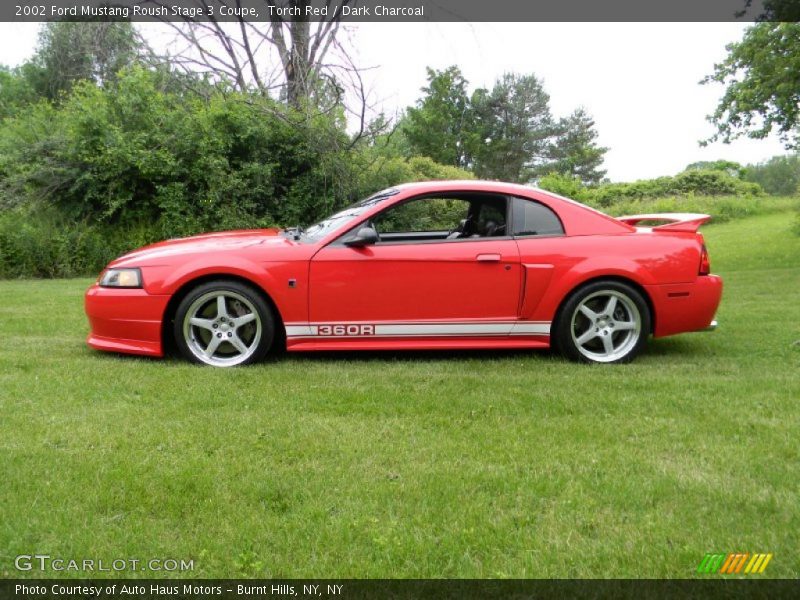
[284, 321, 551, 352]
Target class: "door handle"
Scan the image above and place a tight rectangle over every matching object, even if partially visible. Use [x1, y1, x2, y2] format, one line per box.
[476, 253, 501, 262]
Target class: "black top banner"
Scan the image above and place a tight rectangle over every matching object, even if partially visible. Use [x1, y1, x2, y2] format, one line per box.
[3, 0, 800, 23]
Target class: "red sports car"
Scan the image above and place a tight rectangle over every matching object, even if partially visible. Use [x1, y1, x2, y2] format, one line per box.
[85, 181, 722, 366]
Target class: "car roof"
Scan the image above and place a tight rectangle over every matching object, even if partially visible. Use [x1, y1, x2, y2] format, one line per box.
[391, 180, 541, 195]
[362, 180, 633, 238]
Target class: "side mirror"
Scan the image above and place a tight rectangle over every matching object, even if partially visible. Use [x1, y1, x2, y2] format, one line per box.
[344, 226, 379, 247]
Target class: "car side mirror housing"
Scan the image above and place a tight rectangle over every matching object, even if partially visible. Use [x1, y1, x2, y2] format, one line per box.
[344, 226, 379, 247]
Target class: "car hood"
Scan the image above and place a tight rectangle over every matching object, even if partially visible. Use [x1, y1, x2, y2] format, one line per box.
[109, 228, 291, 267]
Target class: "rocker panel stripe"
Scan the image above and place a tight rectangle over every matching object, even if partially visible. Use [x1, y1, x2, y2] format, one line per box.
[285, 321, 550, 338]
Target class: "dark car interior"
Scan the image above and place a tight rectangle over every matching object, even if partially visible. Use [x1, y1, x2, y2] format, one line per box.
[368, 193, 509, 243]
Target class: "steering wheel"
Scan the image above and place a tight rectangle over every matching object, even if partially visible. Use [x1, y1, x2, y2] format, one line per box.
[448, 216, 474, 239]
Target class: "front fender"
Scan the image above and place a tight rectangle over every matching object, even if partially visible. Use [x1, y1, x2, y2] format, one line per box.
[139, 255, 309, 323]
[143, 255, 281, 296]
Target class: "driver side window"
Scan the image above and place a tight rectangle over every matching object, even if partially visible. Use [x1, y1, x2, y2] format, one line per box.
[374, 197, 469, 235]
[372, 194, 508, 243]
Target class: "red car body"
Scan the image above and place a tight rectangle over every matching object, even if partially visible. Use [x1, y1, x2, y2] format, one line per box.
[85, 181, 722, 360]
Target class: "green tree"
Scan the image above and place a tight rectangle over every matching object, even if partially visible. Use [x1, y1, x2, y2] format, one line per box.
[472, 73, 555, 182]
[547, 108, 607, 185]
[744, 154, 800, 195]
[0, 66, 40, 119]
[702, 23, 800, 149]
[403, 66, 474, 169]
[29, 21, 141, 99]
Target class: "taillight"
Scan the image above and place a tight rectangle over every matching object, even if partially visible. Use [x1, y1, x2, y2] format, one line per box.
[699, 244, 711, 275]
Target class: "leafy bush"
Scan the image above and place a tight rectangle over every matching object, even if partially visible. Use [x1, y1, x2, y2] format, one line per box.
[602, 196, 760, 223]
[536, 168, 764, 211]
[589, 169, 762, 207]
[0, 208, 150, 278]
[537, 166, 790, 226]
[0, 67, 358, 239]
[601, 195, 796, 224]
[537, 172, 592, 203]
[684, 159, 745, 179]
[353, 155, 472, 199]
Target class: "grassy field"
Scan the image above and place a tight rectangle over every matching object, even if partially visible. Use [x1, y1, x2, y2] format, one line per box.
[1, 211, 799, 579]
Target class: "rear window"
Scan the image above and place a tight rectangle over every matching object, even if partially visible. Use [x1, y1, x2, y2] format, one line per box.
[512, 198, 564, 237]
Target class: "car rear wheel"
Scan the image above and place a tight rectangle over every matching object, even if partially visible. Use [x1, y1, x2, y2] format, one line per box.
[174, 280, 274, 367]
[555, 281, 650, 364]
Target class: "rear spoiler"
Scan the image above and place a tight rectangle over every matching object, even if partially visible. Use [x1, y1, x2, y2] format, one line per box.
[617, 213, 712, 233]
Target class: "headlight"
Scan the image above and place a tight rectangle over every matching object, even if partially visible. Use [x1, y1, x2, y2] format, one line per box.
[99, 268, 142, 288]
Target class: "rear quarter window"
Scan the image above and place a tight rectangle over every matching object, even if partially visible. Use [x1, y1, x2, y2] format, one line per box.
[512, 197, 564, 237]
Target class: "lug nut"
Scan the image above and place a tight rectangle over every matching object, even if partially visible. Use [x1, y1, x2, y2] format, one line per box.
[227, 332, 232, 337]
[217, 332, 222, 338]
[213, 324, 218, 329]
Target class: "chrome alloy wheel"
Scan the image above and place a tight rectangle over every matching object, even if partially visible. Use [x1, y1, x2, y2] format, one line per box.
[182, 290, 262, 366]
[570, 290, 642, 363]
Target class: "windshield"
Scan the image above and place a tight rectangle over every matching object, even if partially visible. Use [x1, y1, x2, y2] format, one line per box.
[299, 188, 399, 242]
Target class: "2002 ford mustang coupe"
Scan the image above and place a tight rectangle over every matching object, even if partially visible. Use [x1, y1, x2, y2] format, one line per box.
[85, 181, 722, 366]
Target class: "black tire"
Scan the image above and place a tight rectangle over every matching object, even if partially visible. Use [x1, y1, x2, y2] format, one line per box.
[173, 280, 275, 367]
[554, 280, 651, 364]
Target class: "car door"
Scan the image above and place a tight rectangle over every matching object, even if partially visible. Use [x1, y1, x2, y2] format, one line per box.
[307, 193, 522, 339]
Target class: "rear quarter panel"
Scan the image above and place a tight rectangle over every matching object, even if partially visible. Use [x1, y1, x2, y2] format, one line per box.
[516, 231, 703, 323]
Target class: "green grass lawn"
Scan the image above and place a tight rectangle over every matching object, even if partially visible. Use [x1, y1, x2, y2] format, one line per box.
[1, 211, 799, 579]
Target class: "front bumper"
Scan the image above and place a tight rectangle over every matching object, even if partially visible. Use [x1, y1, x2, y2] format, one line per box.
[85, 284, 170, 357]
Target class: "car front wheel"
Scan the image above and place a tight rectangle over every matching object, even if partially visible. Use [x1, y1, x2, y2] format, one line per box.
[174, 280, 274, 367]
[555, 281, 650, 364]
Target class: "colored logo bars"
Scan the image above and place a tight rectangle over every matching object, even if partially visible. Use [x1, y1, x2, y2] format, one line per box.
[697, 553, 773, 574]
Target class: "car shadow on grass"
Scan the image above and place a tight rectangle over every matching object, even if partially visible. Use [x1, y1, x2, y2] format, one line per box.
[645, 336, 702, 357]
[89, 346, 562, 366]
[276, 335, 708, 365]
[278, 347, 561, 365]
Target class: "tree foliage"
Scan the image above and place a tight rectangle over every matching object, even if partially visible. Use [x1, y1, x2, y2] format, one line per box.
[0, 67, 358, 235]
[703, 23, 800, 149]
[537, 172, 592, 202]
[744, 154, 800, 195]
[402, 66, 607, 184]
[151, 0, 382, 143]
[28, 21, 140, 100]
[354, 155, 473, 199]
[403, 67, 474, 169]
[471, 73, 555, 182]
[547, 108, 608, 185]
[0, 66, 40, 119]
